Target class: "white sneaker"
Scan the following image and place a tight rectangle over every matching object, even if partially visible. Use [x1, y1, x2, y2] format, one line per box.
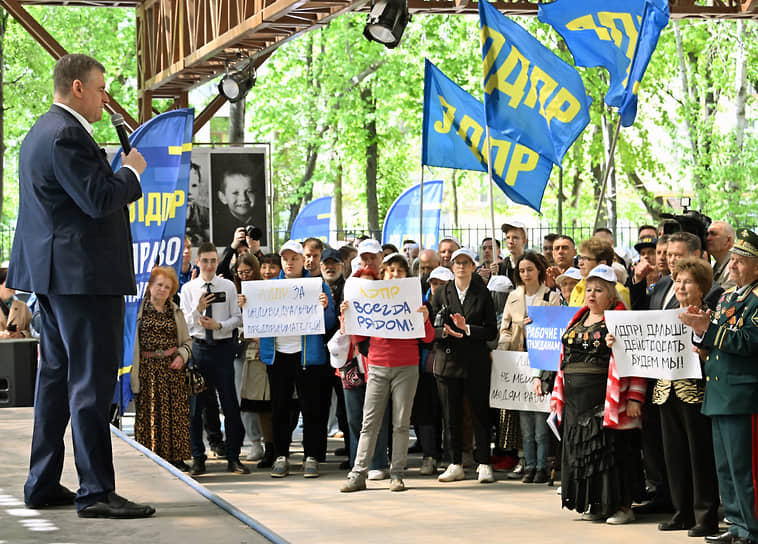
[246, 442, 264, 461]
[419, 457, 437, 476]
[368, 469, 389, 481]
[477, 464, 495, 483]
[437, 463, 465, 482]
[606, 509, 635, 525]
[303, 456, 319, 478]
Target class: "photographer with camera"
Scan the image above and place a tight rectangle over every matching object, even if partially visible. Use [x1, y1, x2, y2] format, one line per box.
[217, 225, 264, 280]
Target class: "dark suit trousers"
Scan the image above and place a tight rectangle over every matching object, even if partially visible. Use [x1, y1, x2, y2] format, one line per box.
[189, 340, 243, 461]
[24, 294, 123, 511]
[659, 395, 720, 528]
[436, 362, 491, 465]
[711, 414, 758, 540]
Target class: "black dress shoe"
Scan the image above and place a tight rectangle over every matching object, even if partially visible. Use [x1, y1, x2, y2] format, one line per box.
[77, 493, 155, 519]
[227, 459, 250, 474]
[25, 485, 76, 509]
[171, 460, 191, 472]
[689, 525, 720, 538]
[706, 532, 736, 543]
[210, 443, 227, 459]
[334, 447, 347, 457]
[658, 520, 691, 531]
[189, 459, 206, 476]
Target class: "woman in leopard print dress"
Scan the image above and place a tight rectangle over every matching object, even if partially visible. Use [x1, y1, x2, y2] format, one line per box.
[132, 267, 193, 470]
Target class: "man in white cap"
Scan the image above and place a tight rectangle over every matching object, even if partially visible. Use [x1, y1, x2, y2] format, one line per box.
[258, 240, 336, 479]
[357, 239, 383, 274]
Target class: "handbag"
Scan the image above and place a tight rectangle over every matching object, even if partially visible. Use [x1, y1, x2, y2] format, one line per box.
[185, 362, 207, 396]
[339, 357, 365, 390]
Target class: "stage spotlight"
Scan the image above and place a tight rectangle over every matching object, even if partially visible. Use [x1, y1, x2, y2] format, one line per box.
[218, 64, 256, 103]
[363, 0, 410, 49]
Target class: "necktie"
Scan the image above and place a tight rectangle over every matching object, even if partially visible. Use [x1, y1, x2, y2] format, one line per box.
[205, 282, 214, 343]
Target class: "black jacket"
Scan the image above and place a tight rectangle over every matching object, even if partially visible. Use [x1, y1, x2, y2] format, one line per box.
[429, 275, 497, 378]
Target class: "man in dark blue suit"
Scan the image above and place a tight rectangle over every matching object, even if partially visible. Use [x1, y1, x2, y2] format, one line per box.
[7, 54, 154, 519]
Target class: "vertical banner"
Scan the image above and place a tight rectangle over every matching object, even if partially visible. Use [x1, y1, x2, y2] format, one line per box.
[382, 180, 443, 250]
[290, 196, 332, 243]
[111, 108, 195, 412]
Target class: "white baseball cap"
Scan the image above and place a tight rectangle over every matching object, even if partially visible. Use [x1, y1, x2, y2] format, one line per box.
[614, 247, 631, 269]
[450, 248, 477, 265]
[487, 275, 514, 293]
[358, 239, 382, 255]
[429, 266, 454, 282]
[586, 264, 617, 284]
[279, 240, 303, 256]
[382, 252, 408, 265]
[555, 267, 582, 285]
[438, 235, 461, 247]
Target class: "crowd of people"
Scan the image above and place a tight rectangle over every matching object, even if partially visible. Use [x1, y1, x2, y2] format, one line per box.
[7, 208, 757, 540]
[58, 211, 746, 542]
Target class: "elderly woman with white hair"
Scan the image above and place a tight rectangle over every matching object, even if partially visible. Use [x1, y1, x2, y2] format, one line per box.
[550, 264, 647, 525]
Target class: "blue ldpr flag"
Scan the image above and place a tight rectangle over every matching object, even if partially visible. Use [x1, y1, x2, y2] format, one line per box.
[538, 0, 669, 127]
[382, 180, 444, 249]
[291, 196, 332, 243]
[479, 1, 591, 166]
[110, 108, 195, 412]
[422, 59, 553, 213]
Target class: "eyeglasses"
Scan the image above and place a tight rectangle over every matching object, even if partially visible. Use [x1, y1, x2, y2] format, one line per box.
[577, 255, 596, 262]
[237, 269, 255, 277]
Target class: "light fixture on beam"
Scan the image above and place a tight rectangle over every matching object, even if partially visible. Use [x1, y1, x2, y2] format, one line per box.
[363, 0, 410, 49]
[218, 62, 256, 103]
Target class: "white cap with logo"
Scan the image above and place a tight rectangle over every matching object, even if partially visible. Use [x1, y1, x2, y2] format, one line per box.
[279, 240, 304, 256]
[357, 239, 382, 255]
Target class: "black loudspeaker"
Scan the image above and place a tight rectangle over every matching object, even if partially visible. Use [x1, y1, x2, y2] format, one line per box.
[0, 339, 39, 407]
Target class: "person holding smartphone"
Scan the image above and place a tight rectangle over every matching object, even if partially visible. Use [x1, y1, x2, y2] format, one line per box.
[180, 241, 247, 476]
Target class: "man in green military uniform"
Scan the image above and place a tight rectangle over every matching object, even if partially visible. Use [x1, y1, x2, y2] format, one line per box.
[680, 228, 758, 544]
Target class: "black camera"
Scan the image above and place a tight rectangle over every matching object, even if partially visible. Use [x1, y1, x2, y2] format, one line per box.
[660, 209, 711, 250]
[245, 225, 262, 241]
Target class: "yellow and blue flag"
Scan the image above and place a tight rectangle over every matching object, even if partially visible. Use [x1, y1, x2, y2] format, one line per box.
[479, 1, 591, 166]
[291, 196, 332, 243]
[382, 180, 444, 250]
[110, 108, 195, 412]
[422, 59, 553, 212]
[538, 0, 669, 127]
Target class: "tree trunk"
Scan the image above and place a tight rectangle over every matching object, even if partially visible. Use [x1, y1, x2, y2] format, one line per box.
[734, 21, 747, 156]
[450, 169, 459, 227]
[362, 85, 378, 235]
[0, 9, 7, 222]
[334, 159, 343, 238]
[674, 22, 702, 193]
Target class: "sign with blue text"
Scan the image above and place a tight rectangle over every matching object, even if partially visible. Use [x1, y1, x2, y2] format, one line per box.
[604, 309, 702, 379]
[342, 277, 425, 339]
[241, 277, 325, 337]
[525, 305, 580, 370]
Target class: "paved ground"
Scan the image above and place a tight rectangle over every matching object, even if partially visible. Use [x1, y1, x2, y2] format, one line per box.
[0, 407, 719, 543]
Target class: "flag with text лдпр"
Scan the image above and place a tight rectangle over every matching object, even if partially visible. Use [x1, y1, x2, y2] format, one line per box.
[538, 0, 669, 127]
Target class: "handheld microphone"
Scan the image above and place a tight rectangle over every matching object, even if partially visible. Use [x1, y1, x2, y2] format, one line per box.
[111, 113, 131, 154]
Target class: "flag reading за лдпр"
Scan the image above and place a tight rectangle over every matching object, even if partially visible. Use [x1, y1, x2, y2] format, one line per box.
[110, 108, 195, 413]
[422, 59, 552, 212]
[479, 1, 592, 166]
[538, 0, 669, 127]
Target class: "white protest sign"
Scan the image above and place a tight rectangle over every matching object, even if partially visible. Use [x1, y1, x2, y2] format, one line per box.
[604, 308, 702, 380]
[343, 277, 424, 339]
[489, 350, 550, 413]
[241, 277, 325, 338]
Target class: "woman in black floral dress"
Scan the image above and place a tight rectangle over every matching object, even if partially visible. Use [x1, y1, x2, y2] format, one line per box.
[132, 267, 193, 470]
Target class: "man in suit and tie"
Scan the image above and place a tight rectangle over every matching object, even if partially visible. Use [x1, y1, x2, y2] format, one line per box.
[630, 230, 724, 515]
[7, 54, 154, 518]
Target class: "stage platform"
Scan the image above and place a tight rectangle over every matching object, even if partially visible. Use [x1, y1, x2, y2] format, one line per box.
[0, 407, 712, 543]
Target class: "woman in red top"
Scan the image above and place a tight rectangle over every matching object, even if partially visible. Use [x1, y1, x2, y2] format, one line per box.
[340, 253, 435, 493]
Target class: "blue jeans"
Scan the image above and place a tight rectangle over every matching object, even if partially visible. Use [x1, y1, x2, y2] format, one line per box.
[190, 341, 244, 461]
[343, 382, 389, 470]
[519, 410, 549, 470]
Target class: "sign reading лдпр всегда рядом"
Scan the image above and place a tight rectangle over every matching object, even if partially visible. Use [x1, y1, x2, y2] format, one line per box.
[342, 277, 425, 339]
